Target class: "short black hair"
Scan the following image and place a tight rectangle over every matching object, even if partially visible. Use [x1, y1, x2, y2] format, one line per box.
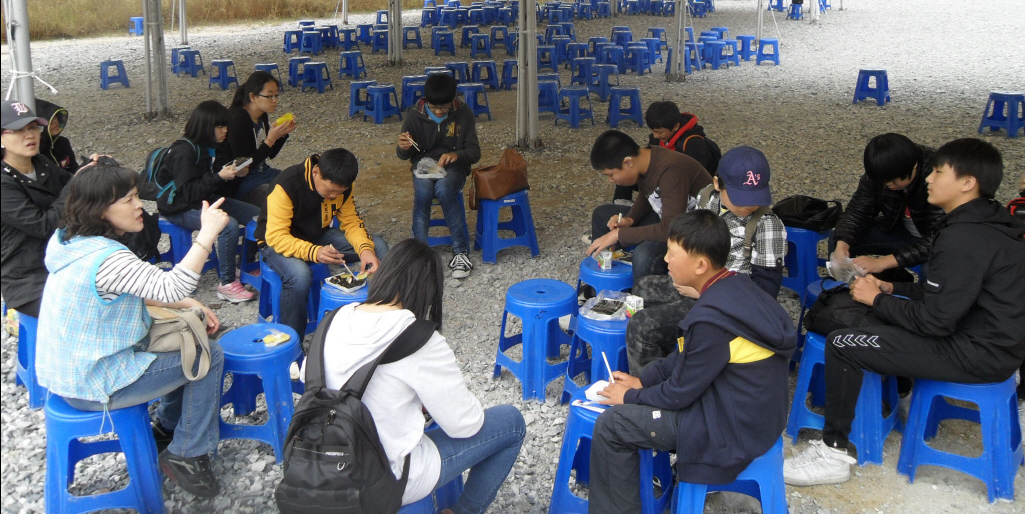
[424, 74, 457, 105]
[317, 148, 359, 187]
[364, 239, 445, 329]
[666, 210, 730, 269]
[183, 100, 230, 147]
[60, 164, 140, 241]
[863, 133, 922, 183]
[645, 101, 682, 130]
[932, 138, 1003, 199]
[231, 71, 280, 109]
[590, 130, 641, 170]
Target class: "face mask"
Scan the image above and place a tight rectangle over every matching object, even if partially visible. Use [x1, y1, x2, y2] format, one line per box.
[427, 108, 447, 124]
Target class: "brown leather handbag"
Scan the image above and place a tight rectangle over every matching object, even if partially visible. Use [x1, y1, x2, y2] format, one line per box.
[468, 148, 529, 209]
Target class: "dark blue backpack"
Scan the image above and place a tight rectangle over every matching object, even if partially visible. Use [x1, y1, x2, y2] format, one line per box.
[141, 139, 198, 205]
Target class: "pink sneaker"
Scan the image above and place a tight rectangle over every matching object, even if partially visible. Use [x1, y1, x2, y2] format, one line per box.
[217, 280, 254, 303]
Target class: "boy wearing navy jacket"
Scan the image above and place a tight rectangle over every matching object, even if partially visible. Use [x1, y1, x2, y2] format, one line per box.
[588, 210, 797, 513]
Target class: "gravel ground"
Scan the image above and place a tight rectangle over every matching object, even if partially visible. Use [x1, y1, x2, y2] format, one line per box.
[2, 0, 1024, 512]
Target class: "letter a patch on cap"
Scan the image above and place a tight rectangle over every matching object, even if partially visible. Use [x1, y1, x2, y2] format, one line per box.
[744, 170, 761, 186]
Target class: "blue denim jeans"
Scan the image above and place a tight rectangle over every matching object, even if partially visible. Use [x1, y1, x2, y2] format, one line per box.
[234, 162, 280, 202]
[426, 405, 526, 514]
[590, 203, 667, 288]
[261, 230, 389, 337]
[65, 341, 225, 459]
[412, 171, 469, 254]
[164, 198, 261, 285]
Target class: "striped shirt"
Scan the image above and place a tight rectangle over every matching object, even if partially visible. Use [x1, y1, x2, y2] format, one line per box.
[95, 250, 200, 302]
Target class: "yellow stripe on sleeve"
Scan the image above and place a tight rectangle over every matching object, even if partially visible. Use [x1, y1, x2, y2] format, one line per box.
[728, 337, 775, 364]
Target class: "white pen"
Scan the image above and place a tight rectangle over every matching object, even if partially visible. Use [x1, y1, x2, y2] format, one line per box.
[602, 351, 615, 384]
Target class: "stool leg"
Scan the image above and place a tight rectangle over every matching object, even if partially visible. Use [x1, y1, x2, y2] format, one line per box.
[264, 372, 296, 463]
[121, 423, 166, 513]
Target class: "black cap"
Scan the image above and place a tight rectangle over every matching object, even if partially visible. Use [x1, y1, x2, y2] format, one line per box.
[1, 100, 47, 131]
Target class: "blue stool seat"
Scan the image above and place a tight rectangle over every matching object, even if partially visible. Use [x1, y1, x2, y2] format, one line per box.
[577, 257, 633, 296]
[45, 396, 164, 514]
[288, 56, 312, 87]
[756, 38, 781, 65]
[501, 59, 518, 90]
[433, 30, 456, 56]
[736, 34, 757, 61]
[364, 85, 403, 124]
[339, 50, 368, 78]
[978, 91, 1024, 138]
[158, 217, 219, 273]
[561, 315, 629, 402]
[372, 29, 389, 53]
[300, 61, 332, 93]
[219, 324, 302, 463]
[319, 284, 369, 321]
[470, 33, 492, 58]
[208, 59, 239, 90]
[590, 64, 620, 102]
[457, 82, 492, 120]
[15, 314, 47, 409]
[556, 85, 595, 129]
[339, 27, 359, 50]
[853, 69, 891, 106]
[300, 30, 323, 55]
[607, 86, 644, 128]
[493, 279, 576, 401]
[402, 75, 429, 110]
[403, 26, 424, 48]
[673, 437, 788, 514]
[258, 259, 330, 335]
[99, 60, 130, 90]
[254, 63, 283, 87]
[460, 26, 480, 48]
[427, 194, 470, 248]
[780, 226, 831, 303]
[897, 376, 1024, 503]
[298, 20, 316, 29]
[474, 189, 540, 263]
[239, 220, 261, 288]
[785, 332, 903, 466]
[471, 60, 500, 90]
[129, 16, 144, 36]
[444, 61, 471, 83]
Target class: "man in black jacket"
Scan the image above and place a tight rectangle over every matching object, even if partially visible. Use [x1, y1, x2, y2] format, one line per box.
[784, 138, 1025, 487]
[830, 133, 944, 277]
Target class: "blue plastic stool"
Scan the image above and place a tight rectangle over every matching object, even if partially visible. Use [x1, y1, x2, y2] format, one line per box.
[288, 56, 311, 87]
[537, 45, 559, 72]
[853, 69, 891, 106]
[208, 59, 239, 90]
[625, 44, 651, 75]
[470, 33, 492, 58]
[787, 2, 804, 20]
[219, 324, 302, 463]
[460, 26, 480, 48]
[597, 1, 612, 18]
[157, 217, 218, 274]
[640, 37, 662, 63]
[99, 60, 130, 90]
[785, 332, 903, 466]
[561, 315, 629, 402]
[257, 260, 330, 335]
[239, 220, 261, 288]
[704, 41, 727, 70]
[376, 9, 389, 24]
[566, 42, 590, 66]
[794, 278, 844, 351]
[662, 0, 675, 16]
[577, 257, 633, 296]
[403, 26, 424, 49]
[551, 388, 675, 513]
[612, 30, 632, 48]
[356, 23, 374, 44]
[301, 61, 332, 93]
[756, 38, 781, 65]
[298, 19, 316, 29]
[427, 194, 470, 248]
[607, 86, 644, 128]
[600, 45, 626, 73]
[170, 45, 191, 74]
[396, 473, 463, 513]
[780, 227, 831, 304]
[673, 437, 788, 514]
[319, 25, 339, 49]
[176, 49, 205, 77]
[537, 79, 560, 115]
[588, 36, 608, 57]
[339, 50, 368, 78]
[440, 9, 458, 29]
[897, 376, 1024, 502]
[767, 0, 784, 11]
[371, 30, 389, 53]
[501, 59, 518, 90]
[445, 61, 471, 82]
[551, 36, 573, 67]
[254, 63, 283, 88]
[577, 3, 594, 19]
[319, 284, 369, 321]
[129, 16, 144, 36]
[978, 91, 1024, 138]
[300, 30, 322, 55]
[556, 85, 595, 129]
[433, 30, 456, 56]
[483, 5, 498, 24]
[493, 279, 576, 401]
[710, 26, 729, 39]
[364, 85, 403, 124]
[590, 64, 620, 102]
[474, 190, 540, 263]
[490, 26, 509, 49]
[422, 7, 440, 27]
[339, 27, 359, 50]
[571, 57, 596, 87]
[468, 8, 485, 25]
[736, 34, 756, 61]
[44, 396, 164, 514]
[720, 39, 740, 67]
[457, 82, 492, 120]
[471, 60, 499, 90]
[689, 0, 707, 17]
[402, 75, 429, 109]
[15, 314, 47, 409]
[545, 25, 565, 44]
[498, 7, 515, 25]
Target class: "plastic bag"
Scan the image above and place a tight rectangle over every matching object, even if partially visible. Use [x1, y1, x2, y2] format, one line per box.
[825, 255, 866, 284]
[580, 290, 631, 321]
[414, 157, 447, 179]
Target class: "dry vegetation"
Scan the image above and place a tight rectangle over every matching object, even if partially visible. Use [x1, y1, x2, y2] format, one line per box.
[1, 0, 424, 41]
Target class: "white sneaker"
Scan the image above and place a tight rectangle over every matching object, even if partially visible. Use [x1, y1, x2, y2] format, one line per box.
[783, 440, 857, 487]
[289, 362, 301, 381]
[613, 199, 634, 207]
[449, 253, 473, 279]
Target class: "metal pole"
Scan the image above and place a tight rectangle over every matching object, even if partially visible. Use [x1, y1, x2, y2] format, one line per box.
[667, 0, 687, 82]
[343, 0, 350, 25]
[756, 0, 764, 42]
[388, 0, 402, 65]
[143, 0, 153, 116]
[179, 0, 188, 45]
[6, 0, 35, 109]
[515, 0, 540, 148]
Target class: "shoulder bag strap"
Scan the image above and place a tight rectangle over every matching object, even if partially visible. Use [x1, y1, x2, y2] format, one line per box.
[695, 184, 716, 210]
[303, 306, 342, 391]
[741, 207, 770, 261]
[342, 319, 438, 398]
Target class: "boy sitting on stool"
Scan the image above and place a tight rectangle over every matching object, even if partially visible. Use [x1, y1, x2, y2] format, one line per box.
[588, 210, 797, 513]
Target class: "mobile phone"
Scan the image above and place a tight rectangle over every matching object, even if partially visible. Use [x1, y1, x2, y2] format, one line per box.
[233, 157, 253, 169]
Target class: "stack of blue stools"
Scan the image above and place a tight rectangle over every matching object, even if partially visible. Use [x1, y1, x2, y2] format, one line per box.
[673, 437, 788, 513]
[364, 85, 403, 124]
[853, 68, 891, 106]
[493, 279, 576, 401]
[607, 86, 644, 128]
[209, 59, 239, 90]
[45, 396, 164, 513]
[218, 323, 302, 463]
[977, 91, 1024, 138]
[780, 226, 832, 304]
[301, 62, 332, 93]
[100, 60, 130, 90]
[15, 314, 46, 409]
[474, 189, 540, 263]
[556, 85, 595, 128]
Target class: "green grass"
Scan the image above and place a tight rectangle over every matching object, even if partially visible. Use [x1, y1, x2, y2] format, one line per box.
[2, 0, 425, 41]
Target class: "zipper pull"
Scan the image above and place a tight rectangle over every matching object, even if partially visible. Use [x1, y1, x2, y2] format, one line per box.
[327, 409, 336, 424]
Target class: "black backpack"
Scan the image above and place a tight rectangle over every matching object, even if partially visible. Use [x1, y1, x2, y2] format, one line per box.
[275, 309, 437, 514]
[682, 134, 722, 174]
[141, 139, 198, 204]
[772, 195, 844, 232]
[803, 280, 881, 335]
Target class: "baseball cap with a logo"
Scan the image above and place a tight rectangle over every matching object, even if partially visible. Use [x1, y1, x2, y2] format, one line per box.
[1, 100, 48, 131]
[717, 145, 773, 207]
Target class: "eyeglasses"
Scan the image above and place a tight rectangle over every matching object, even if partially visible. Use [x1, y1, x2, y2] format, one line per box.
[257, 93, 281, 100]
[1, 124, 44, 135]
[427, 103, 453, 114]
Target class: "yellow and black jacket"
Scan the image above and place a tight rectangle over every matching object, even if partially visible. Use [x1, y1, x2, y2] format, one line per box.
[255, 155, 373, 261]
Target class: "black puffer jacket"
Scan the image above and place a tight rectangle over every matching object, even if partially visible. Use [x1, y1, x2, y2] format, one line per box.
[35, 100, 80, 174]
[832, 145, 943, 267]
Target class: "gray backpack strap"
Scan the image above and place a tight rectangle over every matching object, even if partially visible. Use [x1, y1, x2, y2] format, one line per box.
[695, 184, 716, 210]
[742, 207, 771, 261]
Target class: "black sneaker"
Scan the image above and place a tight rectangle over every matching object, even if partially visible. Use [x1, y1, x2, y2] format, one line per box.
[152, 423, 174, 454]
[159, 449, 220, 498]
[449, 252, 473, 279]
